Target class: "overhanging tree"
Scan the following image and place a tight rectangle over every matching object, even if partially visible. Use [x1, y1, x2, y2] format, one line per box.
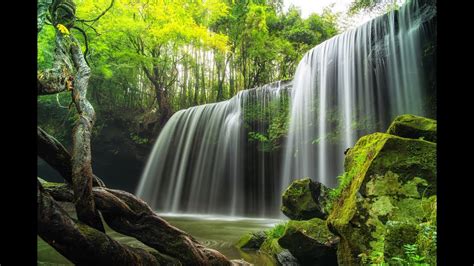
[37, 0, 231, 264]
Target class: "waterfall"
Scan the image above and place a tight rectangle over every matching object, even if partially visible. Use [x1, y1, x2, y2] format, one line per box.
[281, 0, 436, 190]
[136, 0, 436, 218]
[136, 81, 291, 217]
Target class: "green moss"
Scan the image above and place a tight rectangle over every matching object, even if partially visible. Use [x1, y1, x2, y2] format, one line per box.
[370, 196, 395, 217]
[235, 233, 253, 249]
[265, 222, 287, 239]
[399, 177, 428, 198]
[281, 177, 321, 220]
[38, 178, 66, 188]
[278, 218, 338, 265]
[328, 133, 392, 230]
[284, 218, 335, 243]
[260, 238, 284, 256]
[386, 114, 437, 143]
[362, 137, 437, 197]
[365, 171, 401, 197]
[384, 221, 419, 259]
[326, 120, 437, 264]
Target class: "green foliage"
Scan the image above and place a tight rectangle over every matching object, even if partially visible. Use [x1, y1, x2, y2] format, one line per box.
[38, 25, 56, 70]
[264, 222, 288, 239]
[348, 0, 402, 15]
[37, 0, 340, 145]
[129, 132, 149, 145]
[245, 93, 290, 152]
[325, 152, 366, 212]
[325, 172, 351, 212]
[389, 244, 430, 265]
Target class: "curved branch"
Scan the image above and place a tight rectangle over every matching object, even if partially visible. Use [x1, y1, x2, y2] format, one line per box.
[42, 181, 232, 265]
[38, 181, 178, 265]
[77, 0, 115, 23]
[37, 126, 105, 187]
[71, 26, 90, 66]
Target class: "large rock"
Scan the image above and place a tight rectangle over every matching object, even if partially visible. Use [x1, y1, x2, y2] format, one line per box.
[237, 225, 299, 265]
[235, 231, 267, 250]
[278, 218, 338, 265]
[386, 114, 436, 143]
[260, 237, 299, 265]
[327, 130, 436, 265]
[281, 178, 332, 220]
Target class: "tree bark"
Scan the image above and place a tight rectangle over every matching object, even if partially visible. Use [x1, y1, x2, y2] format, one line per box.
[38, 126, 105, 187]
[38, 34, 75, 95]
[68, 35, 105, 232]
[38, 181, 179, 265]
[38, 133, 231, 265]
[42, 180, 231, 265]
[38, 1, 233, 265]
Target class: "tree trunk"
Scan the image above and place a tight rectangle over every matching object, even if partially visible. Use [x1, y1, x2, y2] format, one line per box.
[37, 126, 105, 187]
[69, 34, 105, 232]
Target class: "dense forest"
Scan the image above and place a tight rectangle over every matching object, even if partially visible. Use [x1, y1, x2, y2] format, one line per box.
[38, 0, 338, 138]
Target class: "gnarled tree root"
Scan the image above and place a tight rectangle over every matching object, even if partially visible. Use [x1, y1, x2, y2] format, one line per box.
[38, 181, 179, 265]
[41, 180, 231, 265]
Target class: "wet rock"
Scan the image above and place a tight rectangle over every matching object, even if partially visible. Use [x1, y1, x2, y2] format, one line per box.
[276, 250, 299, 266]
[278, 218, 338, 265]
[236, 231, 267, 250]
[281, 178, 332, 220]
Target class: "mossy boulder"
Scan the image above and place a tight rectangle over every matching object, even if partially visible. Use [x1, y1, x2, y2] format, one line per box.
[237, 223, 299, 265]
[384, 221, 420, 259]
[278, 218, 338, 265]
[281, 178, 332, 220]
[260, 237, 299, 265]
[386, 114, 436, 143]
[327, 129, 436, 265]
[235, 231, 267, 250]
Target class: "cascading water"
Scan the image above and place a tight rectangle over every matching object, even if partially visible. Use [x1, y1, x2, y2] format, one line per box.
[136, 0, 436, 218]
[281, 0, 436, 190]
[136, 81, 292, 217]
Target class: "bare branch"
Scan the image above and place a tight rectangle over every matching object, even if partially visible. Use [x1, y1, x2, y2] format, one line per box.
[77, 0, 115, 23]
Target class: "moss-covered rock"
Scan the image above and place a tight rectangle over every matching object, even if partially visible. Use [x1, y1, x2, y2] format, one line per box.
[281, 178, 332, 220]
[326, 128, 436, 265]
[260, 237, 299, 265]
[235, 231, 267, 250]
[237, 223, 299, 265]
[278, 218, 338, 265]
[275, 250, 299, 266]
[386, 114, 436, 143]
[384, 221, 420, 259]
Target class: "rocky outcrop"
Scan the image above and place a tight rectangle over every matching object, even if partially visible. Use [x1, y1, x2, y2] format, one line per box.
[281, 178, 332, 220]
[236, 231, 267, 250]
[278, 218, 338, 265]
[386, 114, 436, 143]
[327, 114, 437, 265]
